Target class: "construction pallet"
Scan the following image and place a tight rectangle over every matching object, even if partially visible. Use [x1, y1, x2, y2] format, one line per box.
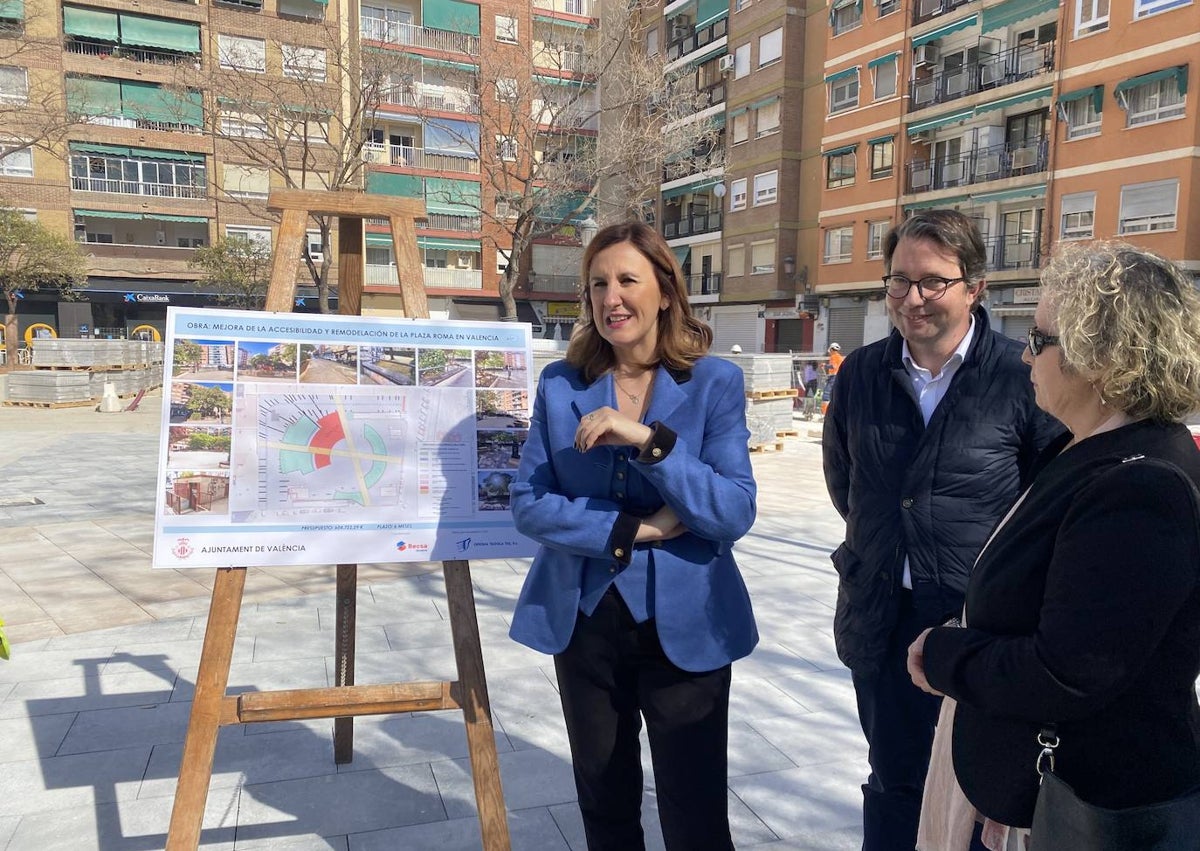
[776, 429, 801, 438]
[749, 441, 786, 453]
[2, 399, 93, 409]
[747, 389, 799, 400]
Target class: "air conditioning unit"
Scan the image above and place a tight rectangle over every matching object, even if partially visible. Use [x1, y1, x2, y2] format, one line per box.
[155, 230, 166, 245]
[718, 55, 736, 74]
[671, 22, 690, 40]
[913, 43, 938, 67]
[306, 250, 324, 264]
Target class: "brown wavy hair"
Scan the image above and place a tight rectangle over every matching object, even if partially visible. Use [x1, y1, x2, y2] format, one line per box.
[566, 221, 712, 382]
[1040, 241, 1200, 422]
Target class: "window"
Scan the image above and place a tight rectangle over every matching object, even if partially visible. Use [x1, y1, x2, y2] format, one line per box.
[496, 135, 517, 161]
[223, 164, 269, 199]
[497, 77, 519, 102]
[217, 35, 266, 73]
[734, 44, 751, 79]
[1075, 0, 1109, 35]
[873, 56, 897, 100]
[496, 247, 511, 274]
[282, 45, 326, 81]
[496, 194, 518, 219]
[219, 110, 268, 139]
[305, 230, 324, 261]
[867, 221, 889, 259]
[727, 244, 745, 277]
[1118, 179, 1178, 233]
[753, 170, 778, 206]
[758, 28, 783, 67]
[226, 225, 271, 247]
[1060, 92, 1102, 138]
[823, 227, 853, 263]
[646, 27, 659, 57]
[281, 113, 329, 145]
[829, 73, 859, 113]
[877, 0, 900, 16]
[0, 65, 27, 104]
[870, 138, 894, 179]
[831, 0, 862, 35]
[729, 178, 747, 211]
[731, 111, 749, 144]
[1134, 0, 1189, 17]
[1060, 192, 1095, 240]
[425, 248, 447, 268]
[826, 151, 855, 188]
[495, 15, 518, 43]
[0, 143, 32, 177]
[756, 99, 780, 136]
[750, 240, 775, 274]
[1119, 72, 1186, 127]
[735, 0, 752, 10]
[86, 232, 114, 244]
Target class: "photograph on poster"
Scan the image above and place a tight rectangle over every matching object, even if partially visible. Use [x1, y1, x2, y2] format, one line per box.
[299, 344, 359, 384]
[173, 339, 235, 381]
[170, 382, 233, 424]
[237, 341, 299, 382]
[167, 426, 231, 471]
[477, 430, 527, 469]
[418, 348, 474, 388]
[474, 350, 528, 390]
[475, 389, 530, 429]
[477, 470, 514, 511]
[360, 346, 416, 385]
[163, 470, 230, 515]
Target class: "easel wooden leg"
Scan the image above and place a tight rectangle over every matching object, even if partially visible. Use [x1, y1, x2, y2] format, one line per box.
[333, 563, 358, 764]
[167, 567, 247, 851]
[443, 560, 511, 850]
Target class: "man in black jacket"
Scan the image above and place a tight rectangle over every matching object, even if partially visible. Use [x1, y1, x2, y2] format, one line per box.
[822, 211, 1063, 851]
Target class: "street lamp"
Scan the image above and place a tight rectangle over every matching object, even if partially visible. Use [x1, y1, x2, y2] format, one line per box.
[579, 216, 599, 247]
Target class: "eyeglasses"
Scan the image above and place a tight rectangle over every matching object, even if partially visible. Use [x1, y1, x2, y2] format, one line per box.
[882, 275, 967, 301]
[1027, 326, 1060, 356]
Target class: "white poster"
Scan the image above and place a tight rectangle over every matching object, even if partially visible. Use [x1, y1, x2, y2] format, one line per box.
[153, 307, 537, 568]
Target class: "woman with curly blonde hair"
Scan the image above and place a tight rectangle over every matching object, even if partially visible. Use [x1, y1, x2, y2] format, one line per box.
[908, 242, 1200, 850]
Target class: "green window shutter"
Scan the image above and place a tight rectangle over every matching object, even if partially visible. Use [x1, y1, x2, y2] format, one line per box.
[120, 80, 174, 123]
[696, 0, 727, 28]
[421, 0, 480, 36]
[118, 14, 201, 53]
[63, 6, 119, 40]
[0, 0, 24, 19]
[66, 76, 122, 117]
[1115, 66, 1188, 98]
[424, 177, 481, 215]
[1058, 85, 1104, 114]
[367, 171, 424, 197]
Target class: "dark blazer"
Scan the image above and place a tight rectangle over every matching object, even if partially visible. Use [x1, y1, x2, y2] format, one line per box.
[509, 356, 759, 673]
[823, 309, 1063, 674]
[923, 419, 1200, 827]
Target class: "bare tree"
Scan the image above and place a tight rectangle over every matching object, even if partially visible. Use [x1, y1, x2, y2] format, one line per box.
[0, 209, 86, 363]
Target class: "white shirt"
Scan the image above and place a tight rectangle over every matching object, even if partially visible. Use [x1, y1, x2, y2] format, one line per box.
[899, 316, 976, 589]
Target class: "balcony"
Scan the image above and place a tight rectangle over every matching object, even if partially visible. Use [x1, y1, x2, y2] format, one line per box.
[526, 274, 579, 295]
[362, 143, 479, 175]
[663, 211, 722, 238]
[366, 264, 483, 290]
[360, 18, 480, 55]
[71, 175, 207, 199]
[910, 43, 1054, 111]
[533, 0, 595, 17]
[905, 136, 1048, 194]
[666, 16, 728, 62]
[534, 44, 587, 73]
[685, 272, 721, 297]
[984, 232, 1043, 272]
[86, 114, 204, 135]
[84, 243, 200, 275]
[381, 84, 479, 115]
[66, 39, 201, 67]
[912, 0, 972, 26]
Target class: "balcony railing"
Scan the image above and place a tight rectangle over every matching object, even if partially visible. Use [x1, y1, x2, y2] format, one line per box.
[533, 0, 595, 16]
[71, 175, 207, 199]
[86, 114, 204, 135]
[685, 272, 722, 297]
[422, 213, 482, 232]
[663, 211, 723, 238]
[381, 85, 479, 115]
[666, 16, 728, 62]
[66, 39, 200, 66]
[526, 274, 580, 294]
[905, 136, 1048, 194]
[534, 44, 587, 73]
[360, 18, 480, 55]
[913, 0, 973, 25]
[366, 264, 483, 290]
[984, 232, 1043, 271]
[910, 42, 1054, 110]
[362, 143, 480, 174]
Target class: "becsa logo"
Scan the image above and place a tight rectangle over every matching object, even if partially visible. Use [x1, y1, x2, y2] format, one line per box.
[173, 537, 194, 559]
[395, 540, 429, 552]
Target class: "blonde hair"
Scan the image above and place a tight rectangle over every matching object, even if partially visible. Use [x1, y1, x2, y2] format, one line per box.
[1040, 241, 1200, 421]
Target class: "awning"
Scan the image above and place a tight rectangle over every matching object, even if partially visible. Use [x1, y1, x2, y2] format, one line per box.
[424, 177, 481, 216]
[824, 66, 859, 84]
[126, 146, 204, 163]
[120, 80, 179, 124]
[868, 52, 899, 70]
[533, 74, 589, 88]
[366, 171, 423, 197]
[0, 0, 24, 19]
[696, 0, 728, 26]
[907, 109, 973, 135]
[981, 0, 1057, 33]
[74, 210, 208, 223]
[146, 213, 208, 223]
[1058, 84, 1104, 114]
[970, 184, 1046, 204]
[672, 245, 691, 266]
[867, 133, 895, 145]
[118, 13, 201, 53]
[65, 76, 122, 117]
[63, 5, 119, 41]
[1114, 66, 1188, 98]
[749, 95, 779, 110]
[688, 43, 728, 68]
[421, 56, 478, 74]
[911, 15, 978, 47]
[532, 13, 590, 29]
[904, 195, 968, 211]
[74, 208, 142, 220]
[823, 143, 858, 157]
[451, 300, 501, 322]
[71, 142, 131, 157]
[973, 85, 1052, 115]
[661, 179, 718, 200]
[727, 105, 748, 118]
[421, 0, 481, 37]
[418, 236, 480, 252]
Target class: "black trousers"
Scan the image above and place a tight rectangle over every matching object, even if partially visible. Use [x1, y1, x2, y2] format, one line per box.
[553, 588, 734, 851]
[851, 592, 943, 851]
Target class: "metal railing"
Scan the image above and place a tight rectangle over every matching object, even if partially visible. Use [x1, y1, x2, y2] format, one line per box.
[905, 136, 1048, 194]
[360, 17, 480, 55]
[533, 44, 588, 73]
[422, 213, 481, 232]
[527, 274, 580, 294]
[380, 85, 479, 115]
[666, 16, 728, 62]
[913, 0, 973, 25]
[86, 114, 204, 135]
[663, 211, 723, 238]
[71, 176, 207, 199]
[365, 264, 483, 289]
[910, 42, 1055, 110]
[533, 0, 595, 16]
[685, 272, 722, 297]
[66, 39, 200, 65]
[362, 143, 480, 174]
[984, 233, 1043, 271]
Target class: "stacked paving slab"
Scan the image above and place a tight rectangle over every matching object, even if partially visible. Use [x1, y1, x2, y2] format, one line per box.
[4, 339, 165, 406]
[718, 353, 798, 447]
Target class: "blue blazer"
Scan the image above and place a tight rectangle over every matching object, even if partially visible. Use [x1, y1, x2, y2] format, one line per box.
[509, 355, 759, 672]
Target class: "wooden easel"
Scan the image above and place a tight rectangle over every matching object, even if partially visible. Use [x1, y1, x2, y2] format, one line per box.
[166, 190, 511, 850]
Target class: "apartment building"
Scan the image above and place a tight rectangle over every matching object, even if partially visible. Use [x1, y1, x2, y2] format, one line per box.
[816, 0, 1198, 352]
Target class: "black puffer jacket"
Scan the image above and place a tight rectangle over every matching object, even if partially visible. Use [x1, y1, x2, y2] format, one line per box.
[822, 310, 1063, 675]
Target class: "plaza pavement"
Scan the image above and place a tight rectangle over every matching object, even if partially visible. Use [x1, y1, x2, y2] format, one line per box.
[0, 378, 864, 850]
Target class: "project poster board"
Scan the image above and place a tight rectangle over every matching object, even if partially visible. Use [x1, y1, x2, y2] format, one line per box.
[153, 307, 537, 568]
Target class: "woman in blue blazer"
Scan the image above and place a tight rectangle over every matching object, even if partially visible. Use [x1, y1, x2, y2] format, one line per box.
[510, 222, 758, 850]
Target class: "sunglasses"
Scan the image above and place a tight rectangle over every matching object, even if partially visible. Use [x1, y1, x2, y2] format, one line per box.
[1027, 326, 1060, 357]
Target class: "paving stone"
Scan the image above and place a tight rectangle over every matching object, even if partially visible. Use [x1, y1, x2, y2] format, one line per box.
[0, 747, 152, 818]
[0, 713, 76, 764]
[347, 806, 567, 851]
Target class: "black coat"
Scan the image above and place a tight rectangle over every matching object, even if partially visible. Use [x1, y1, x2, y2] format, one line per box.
[823, 309, 1062, 674]
[924, 420, 1200, 827]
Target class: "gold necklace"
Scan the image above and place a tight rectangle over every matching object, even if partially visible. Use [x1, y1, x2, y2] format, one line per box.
[614, 372, 652, 405]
